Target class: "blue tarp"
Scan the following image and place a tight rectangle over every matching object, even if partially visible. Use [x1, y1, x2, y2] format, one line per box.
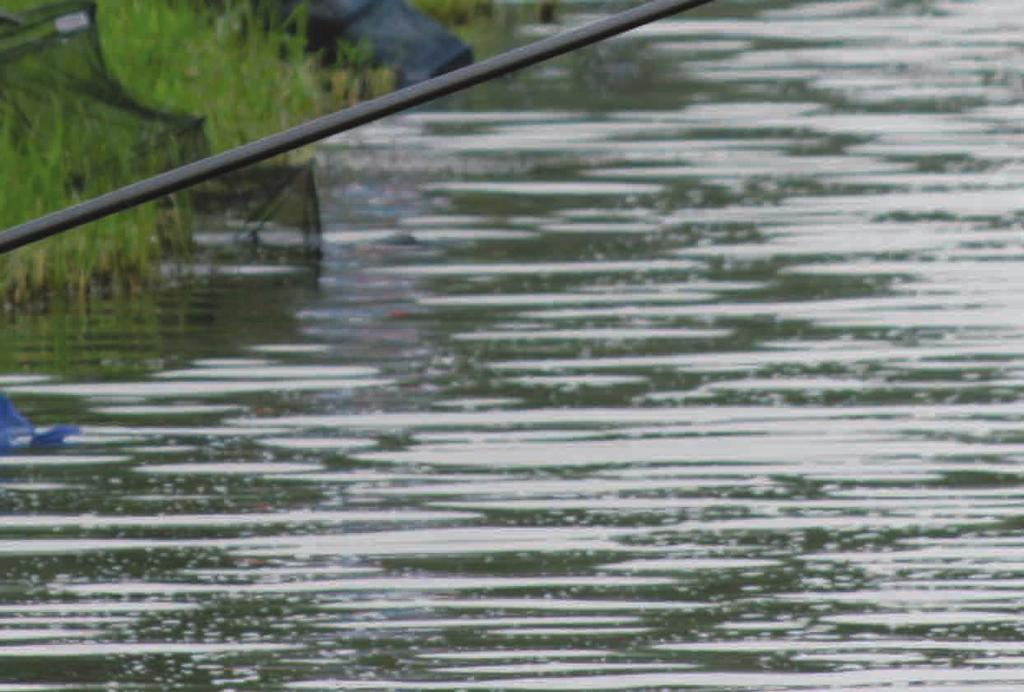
[279, 0, 473, 87]
[0, 395, 78, 452]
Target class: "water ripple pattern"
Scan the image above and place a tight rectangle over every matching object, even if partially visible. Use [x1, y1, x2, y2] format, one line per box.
[4, 0, 1024, 687]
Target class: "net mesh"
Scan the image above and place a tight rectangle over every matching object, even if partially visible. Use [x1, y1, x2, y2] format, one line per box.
[195, 162, 323, 256]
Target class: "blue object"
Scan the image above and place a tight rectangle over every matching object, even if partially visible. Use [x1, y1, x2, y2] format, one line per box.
[0, 395, 79, 452]
[279, 0, 474, 87]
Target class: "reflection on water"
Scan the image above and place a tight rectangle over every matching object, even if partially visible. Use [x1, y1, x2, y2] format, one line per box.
[4, 0, 1024, 687]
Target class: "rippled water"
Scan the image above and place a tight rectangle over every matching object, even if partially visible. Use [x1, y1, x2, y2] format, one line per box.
[4, 0, 1024, 687]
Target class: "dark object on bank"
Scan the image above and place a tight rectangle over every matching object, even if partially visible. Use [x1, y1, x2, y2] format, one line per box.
[279, 0, 473, 87]
[538, 0, 557, 23]
[0, 395, 79, 452]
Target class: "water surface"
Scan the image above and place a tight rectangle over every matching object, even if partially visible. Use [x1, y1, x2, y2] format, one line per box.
[4, 0, 1024, 687]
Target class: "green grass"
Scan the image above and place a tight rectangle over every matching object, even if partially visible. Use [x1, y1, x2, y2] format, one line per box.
[0, 0, 392, 308]
[96, 0, 393, 153]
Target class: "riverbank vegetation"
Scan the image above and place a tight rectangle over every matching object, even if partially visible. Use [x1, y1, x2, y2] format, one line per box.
[0, 0, 391, 308]
[0, 0, 549, 309]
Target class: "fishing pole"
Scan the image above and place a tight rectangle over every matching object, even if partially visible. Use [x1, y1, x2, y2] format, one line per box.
[0, 0, 719, 255]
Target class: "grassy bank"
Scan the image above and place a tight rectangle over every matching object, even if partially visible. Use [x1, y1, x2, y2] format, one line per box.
[0, 0, 391, 308]
[0, 0, 534, 309]
[96, 1, 393, 154]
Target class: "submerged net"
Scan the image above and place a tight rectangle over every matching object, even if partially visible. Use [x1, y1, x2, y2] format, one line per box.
[194, 162, 323, 256]
[0, 0, 322, 259]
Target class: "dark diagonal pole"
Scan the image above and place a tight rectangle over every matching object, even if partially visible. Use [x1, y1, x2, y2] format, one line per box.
[0, 0, 719, 255]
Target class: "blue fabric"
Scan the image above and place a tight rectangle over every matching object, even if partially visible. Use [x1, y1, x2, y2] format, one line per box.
[0, 395, 79, 452]
[279, 0, 473, 87]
